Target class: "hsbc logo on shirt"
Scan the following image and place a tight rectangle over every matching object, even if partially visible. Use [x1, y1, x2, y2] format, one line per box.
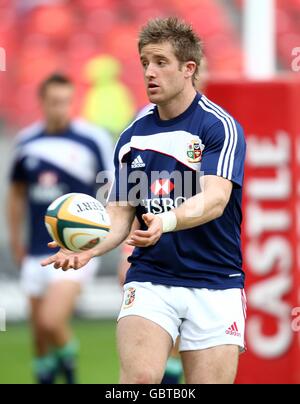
[107, 167, 201, 210]
[143, 179, 185, 213]
[150, 179, 175, 196]
[39, 171, 58, 187]
[142, 196, 186, 214]
[29, 171, 67, 203]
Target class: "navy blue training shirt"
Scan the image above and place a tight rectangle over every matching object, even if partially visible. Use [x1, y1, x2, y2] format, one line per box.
[10, 119, 114, 256]
[109, 92, 246, 290]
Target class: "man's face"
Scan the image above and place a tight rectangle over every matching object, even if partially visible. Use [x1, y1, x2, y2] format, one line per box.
[41, 84, 74, 125]
[140, 42, 187, 105]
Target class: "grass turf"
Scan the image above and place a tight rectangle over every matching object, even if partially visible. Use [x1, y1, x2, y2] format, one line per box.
[0, 319, 119, 384]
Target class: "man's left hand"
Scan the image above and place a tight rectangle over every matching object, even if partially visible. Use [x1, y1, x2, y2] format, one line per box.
[126, 213, 163, 247]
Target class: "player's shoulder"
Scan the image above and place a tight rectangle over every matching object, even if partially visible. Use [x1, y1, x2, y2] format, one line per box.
[117, 104, 155, 146]
[70, 118, 112, 146]
[197, 95, 244, 139]
[14, 121, 45, 147]
[135, 103, 155, 119]
[198, 95, 240, 127]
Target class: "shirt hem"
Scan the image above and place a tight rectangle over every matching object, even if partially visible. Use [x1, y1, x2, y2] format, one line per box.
[124, 276, 244, 290]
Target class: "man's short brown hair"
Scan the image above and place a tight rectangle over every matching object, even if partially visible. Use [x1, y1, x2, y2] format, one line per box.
[138, 17, 203, 82]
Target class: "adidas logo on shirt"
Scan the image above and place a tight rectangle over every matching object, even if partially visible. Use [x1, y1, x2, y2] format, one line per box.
[131, 155, 145, 168]
[225, 322, 241, 337]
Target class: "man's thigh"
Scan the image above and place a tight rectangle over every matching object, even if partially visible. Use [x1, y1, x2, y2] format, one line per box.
[181, 344, 239, 384]
[117, 315, 173, 384]
[117, 282, 182, 383]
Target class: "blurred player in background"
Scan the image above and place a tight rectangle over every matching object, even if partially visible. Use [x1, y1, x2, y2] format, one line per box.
[7, 74, 113, 384]
[42, 17, 246, 384]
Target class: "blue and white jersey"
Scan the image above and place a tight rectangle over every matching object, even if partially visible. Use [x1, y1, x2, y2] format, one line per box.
[136, 103, 155, 119]
[109, 92, 246, 290]
[10, 119, 114, 256]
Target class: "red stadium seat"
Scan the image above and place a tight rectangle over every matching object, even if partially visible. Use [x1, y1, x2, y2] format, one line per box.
[135, 8, 169, 25]
[287, 0, 300, 11]
[0, 75, 8, 109]
[12, 83, 41, 126]
[123, 0, 165, 11]
[85, 8, 118, 37]
[67, 33, 99, 58]
[276, 9, 293, 36]
[0, 7, 14, 33]
[0, 0, 11, 7]
[17, 36, 61, 85]
[23, 5, 76, 41]
[75, 0, 116, 12]
[105, 25, 138, 62]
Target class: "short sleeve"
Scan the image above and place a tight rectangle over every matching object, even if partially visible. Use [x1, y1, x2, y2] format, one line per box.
[10, 152, 27, 183]
[71, 120, 115, 179]
[107, 137, 132, 203]
[92, 128, 114, 175]
[200, 120, 246, 188]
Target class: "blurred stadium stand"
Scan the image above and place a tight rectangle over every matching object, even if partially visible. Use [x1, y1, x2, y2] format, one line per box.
[1, 0, 298, 127]
[0, 0, 245, 127]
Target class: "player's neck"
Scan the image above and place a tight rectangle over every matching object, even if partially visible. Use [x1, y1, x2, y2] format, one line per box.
[157, 87, 197, 121]
[45, 119, 70, 134]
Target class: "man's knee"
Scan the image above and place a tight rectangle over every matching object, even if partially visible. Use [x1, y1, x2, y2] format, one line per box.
[38, 313, 61, 338]
[120, 368, 163, 384]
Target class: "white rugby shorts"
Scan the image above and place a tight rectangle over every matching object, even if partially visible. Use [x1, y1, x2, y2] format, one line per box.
[21, 255, 100, 297]
[118, 281, 246, 352]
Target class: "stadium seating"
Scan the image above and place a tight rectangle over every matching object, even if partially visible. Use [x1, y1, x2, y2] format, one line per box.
[1, 0, 299, 127]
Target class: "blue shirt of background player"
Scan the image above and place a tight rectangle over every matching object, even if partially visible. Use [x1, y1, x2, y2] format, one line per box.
[10, 120, 114, 256]
[109, 92, 246, 290]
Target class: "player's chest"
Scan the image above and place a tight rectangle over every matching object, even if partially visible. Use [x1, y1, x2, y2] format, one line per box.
[129, 131, 205, 172]
[22, 142, 97, 184]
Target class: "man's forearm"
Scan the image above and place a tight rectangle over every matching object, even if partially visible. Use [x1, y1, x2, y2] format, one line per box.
[89, 228, 130, 258]
[174, 189, 226, 231]
[159, 176, 233, 232]
[90, 203, 135, 258]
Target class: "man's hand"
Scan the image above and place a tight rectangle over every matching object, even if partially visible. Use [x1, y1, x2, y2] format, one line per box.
[126, 213, 163, 247]
[41, 242, 93, 271]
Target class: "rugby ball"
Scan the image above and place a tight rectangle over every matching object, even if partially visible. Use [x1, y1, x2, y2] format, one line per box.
[45, 193, 110, 252]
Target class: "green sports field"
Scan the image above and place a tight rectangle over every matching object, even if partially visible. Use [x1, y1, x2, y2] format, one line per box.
[0, 319, 119, 384]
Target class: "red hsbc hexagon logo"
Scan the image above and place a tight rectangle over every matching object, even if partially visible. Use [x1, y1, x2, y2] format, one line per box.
[151, 179, 175, 196]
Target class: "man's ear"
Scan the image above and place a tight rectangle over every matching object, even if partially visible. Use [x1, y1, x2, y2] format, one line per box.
[184, 61, 197, 79]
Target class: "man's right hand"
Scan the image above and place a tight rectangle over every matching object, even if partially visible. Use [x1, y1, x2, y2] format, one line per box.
[41, 242, 93, 271]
